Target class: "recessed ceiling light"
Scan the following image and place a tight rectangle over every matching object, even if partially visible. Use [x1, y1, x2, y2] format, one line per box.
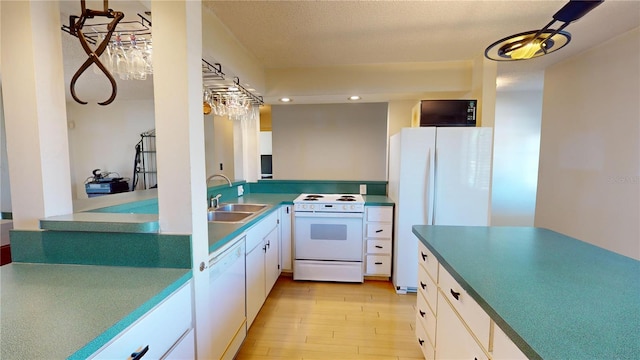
[348, 95, 361, 101]
[279, 97, 292, 103]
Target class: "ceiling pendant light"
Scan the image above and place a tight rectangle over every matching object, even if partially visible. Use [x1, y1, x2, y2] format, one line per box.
[485, 0, 603, 61]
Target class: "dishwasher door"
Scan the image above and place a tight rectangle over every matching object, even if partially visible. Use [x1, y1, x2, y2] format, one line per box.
[207, 236, 246, 360]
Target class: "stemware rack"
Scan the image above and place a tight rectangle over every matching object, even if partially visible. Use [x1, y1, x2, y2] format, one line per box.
[62, 12, 264, 106]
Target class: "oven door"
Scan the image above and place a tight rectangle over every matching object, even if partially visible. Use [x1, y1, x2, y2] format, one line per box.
[294, 212, 363, 261]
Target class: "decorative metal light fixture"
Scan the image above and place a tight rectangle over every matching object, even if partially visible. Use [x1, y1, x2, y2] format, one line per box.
[485, 0, 603, 61]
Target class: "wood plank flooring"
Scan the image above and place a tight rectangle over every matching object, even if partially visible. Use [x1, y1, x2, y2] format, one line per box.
[236, 275, 423, 360]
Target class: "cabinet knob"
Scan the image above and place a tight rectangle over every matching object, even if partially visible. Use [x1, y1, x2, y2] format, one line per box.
[421, 252, 427, 261]
[130, 345, 149, 360]
[419, 309, 426, 317]
[418, 338, 425, 346]
[420, 281, 427, 290]
[450, 289, 461, 301]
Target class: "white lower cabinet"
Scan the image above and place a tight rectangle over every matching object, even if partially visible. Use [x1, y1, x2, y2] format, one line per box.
[245, 211, 280, 329]
[436, 291, 489, 360]
[415, 240, 530, 360]
[363, 206, 393, 277]
[90, 281, 193, 359]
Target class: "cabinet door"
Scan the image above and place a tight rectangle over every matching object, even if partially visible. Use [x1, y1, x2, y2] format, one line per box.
[279, 205, 292, 271]
[264, 226, 280, 295]
[436, 292, 489, 360]
[246, 243, 266, 328]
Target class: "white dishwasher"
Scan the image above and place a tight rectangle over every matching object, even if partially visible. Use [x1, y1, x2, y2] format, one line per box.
[207, 235, 246, 360]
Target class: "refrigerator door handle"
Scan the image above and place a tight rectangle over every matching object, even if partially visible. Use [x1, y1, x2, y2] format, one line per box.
[426, 146, 436, 225]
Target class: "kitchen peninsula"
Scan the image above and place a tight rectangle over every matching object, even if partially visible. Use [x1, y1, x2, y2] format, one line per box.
[1, 180, 393, 359]
[413, 225, 640, 359]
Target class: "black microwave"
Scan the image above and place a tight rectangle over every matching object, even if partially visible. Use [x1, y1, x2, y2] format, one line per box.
[419, 99, 477, 127]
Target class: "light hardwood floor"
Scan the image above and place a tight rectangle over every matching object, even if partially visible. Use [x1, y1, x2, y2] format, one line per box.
[236, 275, 423, 360]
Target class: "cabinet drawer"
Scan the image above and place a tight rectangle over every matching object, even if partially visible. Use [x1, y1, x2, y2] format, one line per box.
[366, 206, 393, 222]
[436, 292, 489, 360]
[417, 266, 437, 315]
[439, 265, 491, 349]
[365, 223, 392, 239]
[366, 239, 391, 254]
[415, 319, 435, 360]
[416, 291, 436, 347]
[418, 241, 438, 283]
[91, 282, 193, 359]
[246, 211, 278, 253]
[365, 255, 391, 275]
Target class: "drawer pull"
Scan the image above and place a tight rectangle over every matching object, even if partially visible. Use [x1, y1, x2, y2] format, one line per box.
[419, 309, 426, 317]
[375, 261, 383, 265]
[420, 281, 427, 290]
[418, 338, 425, 346]
[266, 240, 271, 249]
[450, 289, 460, 301]
[130, 345, 149, 360]
[421, 252, 427, 261]
[375, 245, 383, 249]
[375, 229, 383, 233]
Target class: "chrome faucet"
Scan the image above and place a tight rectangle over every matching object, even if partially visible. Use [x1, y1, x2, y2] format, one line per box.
[206, 173, 232, 187]
[209, 194, 222, 209]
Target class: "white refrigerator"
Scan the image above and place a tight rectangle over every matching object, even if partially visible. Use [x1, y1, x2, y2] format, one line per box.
[388, 127, 493, 293]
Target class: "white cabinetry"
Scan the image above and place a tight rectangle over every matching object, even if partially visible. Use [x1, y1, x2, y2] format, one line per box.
[493, 324, 528, 359]
[416, 240, 529, 360]
[279, 205, 293, 272]
[245, 211, 280, 328]
[90, 281, 193, 359]
[363, 206, 393, 277]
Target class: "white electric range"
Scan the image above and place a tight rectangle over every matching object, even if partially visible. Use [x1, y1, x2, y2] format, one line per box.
[292, 194, 365, 283]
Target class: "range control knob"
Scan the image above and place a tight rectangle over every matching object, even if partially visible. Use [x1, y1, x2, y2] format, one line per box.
[310, 204, 315, 210]
[302, 204, 307, 209]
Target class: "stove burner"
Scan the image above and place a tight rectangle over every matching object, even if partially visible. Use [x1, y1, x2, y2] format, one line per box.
[303, 197, 319, 201]
[337, 196, 356, 201]
[305, 195, 324, 199]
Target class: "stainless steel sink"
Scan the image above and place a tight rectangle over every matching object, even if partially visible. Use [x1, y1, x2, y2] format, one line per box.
[207, 203, 270, 223]
[207, 211, 253, 222]
[215, 203, 268, 213]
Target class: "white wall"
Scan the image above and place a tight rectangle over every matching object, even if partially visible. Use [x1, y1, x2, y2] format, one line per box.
[66, 100, 155, 199]
[272, 103, 388, 180]
[204, 113, 235, 178]
[0, 84, 11, 213]
[491, 88, 543, 226]
[535, 28, 640, 260]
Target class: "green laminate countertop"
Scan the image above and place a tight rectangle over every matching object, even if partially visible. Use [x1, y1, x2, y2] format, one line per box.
[39, 212, 159, 233]
[0, 263, 191, 360]
[412, 225, 640, 360]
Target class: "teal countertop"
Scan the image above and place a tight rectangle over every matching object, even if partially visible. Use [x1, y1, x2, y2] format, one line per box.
[0, 263, 191, 360]
[412, 225, 640, 360]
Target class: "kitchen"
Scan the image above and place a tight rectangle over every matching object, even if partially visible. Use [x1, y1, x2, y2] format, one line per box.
[1, 1, 639, 359]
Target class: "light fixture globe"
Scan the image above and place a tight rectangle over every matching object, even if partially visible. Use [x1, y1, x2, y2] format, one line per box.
[485, 29, 571, 61]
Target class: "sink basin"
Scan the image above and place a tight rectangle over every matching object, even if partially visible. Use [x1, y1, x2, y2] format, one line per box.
[215, 203, 268, 213]
[207, 211, 253, 222]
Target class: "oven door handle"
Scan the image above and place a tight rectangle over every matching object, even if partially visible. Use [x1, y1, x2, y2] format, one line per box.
[294, 212, 364, 218]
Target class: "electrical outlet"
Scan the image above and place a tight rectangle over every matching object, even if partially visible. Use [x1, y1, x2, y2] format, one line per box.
[237, 185, 244, 197]
[359, 184, 367, 195]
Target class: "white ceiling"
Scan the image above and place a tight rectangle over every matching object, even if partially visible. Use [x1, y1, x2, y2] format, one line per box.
[59, 0, 640, 104]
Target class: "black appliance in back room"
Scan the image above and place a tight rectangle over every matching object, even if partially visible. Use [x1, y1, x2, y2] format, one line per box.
[419, 99, 477, 127]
